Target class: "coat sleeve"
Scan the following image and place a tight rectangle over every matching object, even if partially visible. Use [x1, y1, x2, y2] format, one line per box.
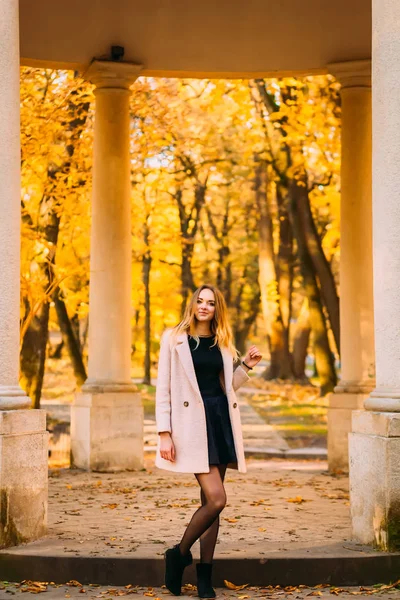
[232, 363, 250, 392]
[155, 329, 173, 434]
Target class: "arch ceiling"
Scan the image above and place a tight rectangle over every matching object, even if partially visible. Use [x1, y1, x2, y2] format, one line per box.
[20, 0, 371, 77]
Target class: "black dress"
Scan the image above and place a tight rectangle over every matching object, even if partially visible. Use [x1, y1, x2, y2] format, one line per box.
[188, 335, 237, 465]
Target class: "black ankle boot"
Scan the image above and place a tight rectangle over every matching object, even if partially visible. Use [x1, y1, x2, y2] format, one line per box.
[196, 563, 216, 598]
[164, 544, 193, 596]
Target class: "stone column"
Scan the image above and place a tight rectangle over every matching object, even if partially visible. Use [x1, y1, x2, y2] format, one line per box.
[0, 0, 48, 545]
[349, 0, 400, 550]
[327, 60, 374, 472]
[71, 61, 144, 471]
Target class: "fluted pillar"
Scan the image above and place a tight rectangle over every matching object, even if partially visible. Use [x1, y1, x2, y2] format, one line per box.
[71, 60, 144, 471]
[349, 0, 400, 550]
[327, 60, 374, 471]
[0, 0, 48, 546]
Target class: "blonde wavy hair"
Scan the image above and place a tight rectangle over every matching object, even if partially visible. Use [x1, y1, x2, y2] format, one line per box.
[171, 284, 240, 360]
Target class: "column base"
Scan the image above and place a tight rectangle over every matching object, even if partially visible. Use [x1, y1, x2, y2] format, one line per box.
[0, 409, 48, 547]
[71, 391, 144, 472]
[350, 410, 400, 550]
[328, 391, 368, 471]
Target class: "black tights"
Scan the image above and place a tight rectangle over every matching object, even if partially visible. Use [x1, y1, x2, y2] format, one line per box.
[179, 465, 227, 563]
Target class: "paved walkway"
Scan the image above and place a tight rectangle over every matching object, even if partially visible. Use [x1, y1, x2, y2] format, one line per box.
[10, 458, 350, 560]
[144, 390, 289, 455]
[2, 458, 400, 586]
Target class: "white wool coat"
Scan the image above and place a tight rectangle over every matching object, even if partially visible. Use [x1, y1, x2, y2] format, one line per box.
[155, 329, 250, 474]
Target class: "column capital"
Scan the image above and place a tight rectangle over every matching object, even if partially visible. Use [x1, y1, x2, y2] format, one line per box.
[85, 60, 143, 90]
[327, 59, 371, 89]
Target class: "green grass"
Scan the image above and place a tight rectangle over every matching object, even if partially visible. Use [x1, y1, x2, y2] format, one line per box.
[243, 383, 327, 448]
[137, 384, 156, 418]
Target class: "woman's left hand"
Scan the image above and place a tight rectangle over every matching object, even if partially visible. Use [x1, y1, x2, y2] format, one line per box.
[244, 345, 262, 369]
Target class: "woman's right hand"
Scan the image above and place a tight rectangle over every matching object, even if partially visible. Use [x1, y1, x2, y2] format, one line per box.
[159, 432, 176, 462]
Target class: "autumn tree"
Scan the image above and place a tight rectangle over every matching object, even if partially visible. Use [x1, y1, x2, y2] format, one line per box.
[20, 68, 92, 406]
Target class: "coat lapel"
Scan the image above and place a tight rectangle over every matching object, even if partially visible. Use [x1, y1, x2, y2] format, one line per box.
[221, 347, 233, 393]
[175, 333, 234, 398]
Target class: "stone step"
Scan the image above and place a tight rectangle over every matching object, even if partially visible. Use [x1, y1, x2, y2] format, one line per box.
[1, 542, 398, 587]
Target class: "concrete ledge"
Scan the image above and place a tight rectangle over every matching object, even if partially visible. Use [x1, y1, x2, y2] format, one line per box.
[244, 447, 327, 460]
[71, 391, 143, 471]
[352, 410, 400, 437]
[1, 546, 400, 586]
[0, 410, 46, 435]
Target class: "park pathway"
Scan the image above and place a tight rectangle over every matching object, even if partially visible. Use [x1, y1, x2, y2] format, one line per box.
[144, 387, 290, 455]
[43, 384, 326, 462]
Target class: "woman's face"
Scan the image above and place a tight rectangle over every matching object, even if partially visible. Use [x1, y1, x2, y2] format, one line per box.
[195, 288, 216, 323]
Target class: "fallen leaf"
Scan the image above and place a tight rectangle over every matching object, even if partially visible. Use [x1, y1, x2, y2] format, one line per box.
[224, 580, 248, 590]
[224, 518, 239, 523]
[20, 581, 48, 594]
[286, 496, 311, 504]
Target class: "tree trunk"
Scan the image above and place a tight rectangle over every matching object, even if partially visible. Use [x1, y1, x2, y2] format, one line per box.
[50, 340, 64, 359]
[294, 176, 340, 355]
[53, 292, 87, 386]
[211, 199, 232, 306]
[276, 185, 294, 343]
[292, 298, 311, 380]
[175, 181, 207, 313]
[20, 300, 50, 409]
[70, 313, 82, 351]
[289, 179, 337, 395]
[142, 216, 152, 385]
[181, 242, 196, 312]
[256, 160, 292, 379]
[20, 204, 60, 407]
[233, 269, 261, 355]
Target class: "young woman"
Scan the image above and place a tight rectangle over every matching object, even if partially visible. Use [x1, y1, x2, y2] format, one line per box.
[155, 284, 262, 598]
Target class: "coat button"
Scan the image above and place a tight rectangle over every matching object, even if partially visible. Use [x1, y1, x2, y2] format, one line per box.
[184, 401, 189, 407]
[233, 402, 237, 408]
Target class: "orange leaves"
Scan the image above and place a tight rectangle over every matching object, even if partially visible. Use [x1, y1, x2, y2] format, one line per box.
[224, 517, 239, 523]
[224, 580, 249, 590]
[286, 496, 312, 504]
[20, 581, 48, 593]
[250, 498, 271, 506]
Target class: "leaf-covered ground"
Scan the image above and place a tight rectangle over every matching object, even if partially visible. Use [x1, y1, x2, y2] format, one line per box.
[1, 580, 400, 598]
[2, 459, 353, 559]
